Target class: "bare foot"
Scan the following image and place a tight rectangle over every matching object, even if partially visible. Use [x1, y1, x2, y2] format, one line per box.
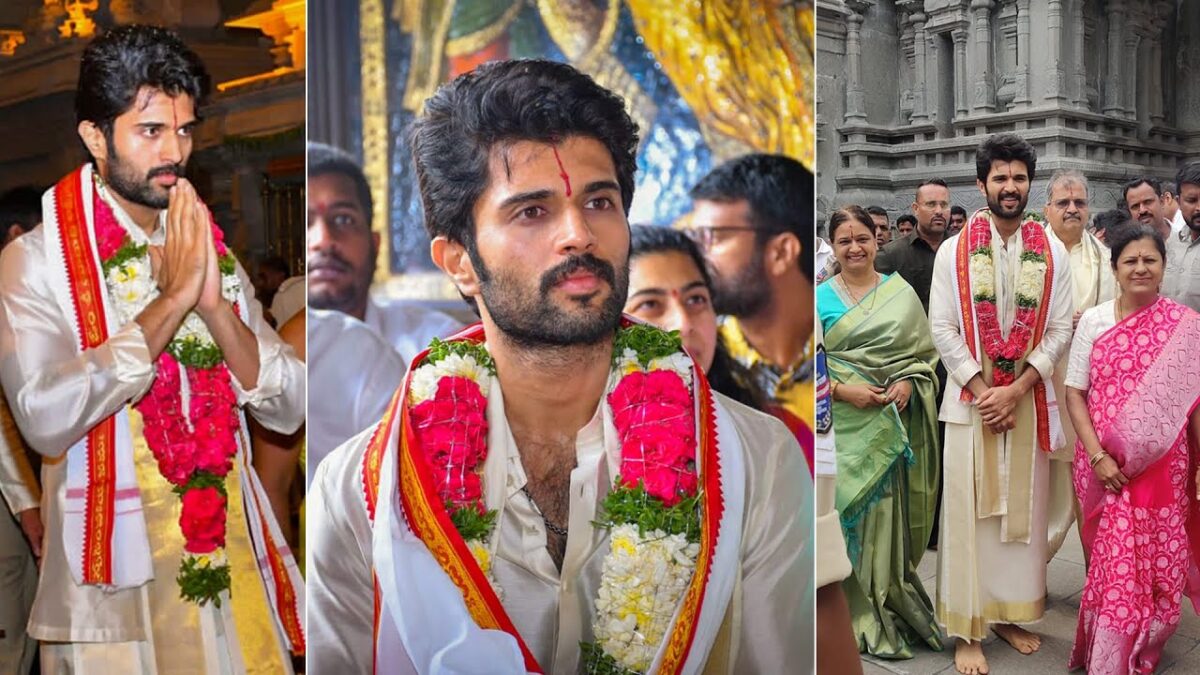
[993, 623, 1042, 654]
[955, 639, 989, 675]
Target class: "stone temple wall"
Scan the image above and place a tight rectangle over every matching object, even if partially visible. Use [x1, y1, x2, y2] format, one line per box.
[816, 0, 1200, 232]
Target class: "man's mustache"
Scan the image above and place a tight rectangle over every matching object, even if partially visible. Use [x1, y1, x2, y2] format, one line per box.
[539, 254, 616, 295]
[308, 251, 352, 273]
[147, 164, 183, 180]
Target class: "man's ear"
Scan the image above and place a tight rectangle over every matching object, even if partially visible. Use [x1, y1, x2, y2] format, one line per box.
[431, 236, 481, 299]
[77, 121, 108, 163]
[765, 232, 801, 277]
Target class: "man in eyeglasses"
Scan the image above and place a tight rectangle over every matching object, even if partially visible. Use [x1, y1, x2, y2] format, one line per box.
[1041, 169, 1115, 564]
[684, 154, 815, 446]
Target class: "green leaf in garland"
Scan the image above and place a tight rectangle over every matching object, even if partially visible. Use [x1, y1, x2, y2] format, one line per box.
[177, 555, 231, 607]
[612, 324, 683, 368]
[593, 481, 702, 544]
[101, 242, 149, 276]
[580, 642, 640, 675]
[173, 471, 228, 498]
[423, 337, 496, 375]
[169, 335, 225, 369]
[218, 253, 237, 277]
[448, 504, 497, 542]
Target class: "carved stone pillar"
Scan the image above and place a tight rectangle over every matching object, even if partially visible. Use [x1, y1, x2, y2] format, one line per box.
[1148, 9, 1167, 125]
[844, 5, 868, 123]
[953, 28, 969, 116]
[1013, 0, 1031, 107]
[1045, 0, 1066, 102]
[1124, 30, 1141, 121]
[911, 11, 929, 122]
[1103, 0, 1125, 116]
[1072, 0, 1088, 108]
[971, 0, 996, 112]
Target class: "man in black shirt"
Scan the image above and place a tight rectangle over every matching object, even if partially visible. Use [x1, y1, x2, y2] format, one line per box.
[875, 178, 950, 312]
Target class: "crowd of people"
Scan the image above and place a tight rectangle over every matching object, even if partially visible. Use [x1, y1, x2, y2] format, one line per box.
[818, 131, 1200, 675]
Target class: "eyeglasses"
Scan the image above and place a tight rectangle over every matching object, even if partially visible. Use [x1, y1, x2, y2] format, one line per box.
[1051, 198, 1089, 210]
[684, 226, 760, 250]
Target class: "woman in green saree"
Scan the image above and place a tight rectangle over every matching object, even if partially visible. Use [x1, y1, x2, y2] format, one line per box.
[817, 205, 943, 658]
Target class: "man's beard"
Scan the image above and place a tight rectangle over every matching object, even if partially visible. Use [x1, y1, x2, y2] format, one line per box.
[104, 148, 183, 210]
[308, 249, 374, 314]
[1188, 212, 1200, 234]
[471, 247, 628, 349]
[711, 254, 771, 317]
[987, 188, 1029, 220]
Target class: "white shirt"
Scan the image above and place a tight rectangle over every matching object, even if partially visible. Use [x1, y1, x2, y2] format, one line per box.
[269, 275, 305, 326]
[364, 297, 464, 367]
[1064, 300, 1118, 391]
[308, 387, 814, 674]
[928, 224, 1075, 424]
[305, 309, 406, 481]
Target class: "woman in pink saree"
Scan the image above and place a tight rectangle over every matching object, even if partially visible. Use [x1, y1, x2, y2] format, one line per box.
[1065, 225, 1200, 674]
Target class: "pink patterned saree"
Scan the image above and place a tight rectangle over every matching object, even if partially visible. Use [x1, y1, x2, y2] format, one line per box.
[1070, 297, 1200, 674]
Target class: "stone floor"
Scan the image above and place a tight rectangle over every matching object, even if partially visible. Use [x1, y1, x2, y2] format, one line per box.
[859, 524, 1200, 674]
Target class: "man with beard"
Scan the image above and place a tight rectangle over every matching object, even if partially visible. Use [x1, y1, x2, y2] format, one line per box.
[307, 142, 461, 366]
[0, 26, 305, 672]
[1123, 175, 1172, 241]
[307, 60, 812, 674]
[1163, 162, 1200, 312]
[928, 134, 1073, 675]
[1041, 169, 1114, 562]
[948, 205, 967, 238]
[685, 154, 814, 438]
[876, 178, 950, 312]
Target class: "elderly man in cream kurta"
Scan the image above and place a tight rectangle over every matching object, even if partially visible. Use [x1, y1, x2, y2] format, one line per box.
[928, 135, 1073, 675]
[1041, 170, 1115, 559]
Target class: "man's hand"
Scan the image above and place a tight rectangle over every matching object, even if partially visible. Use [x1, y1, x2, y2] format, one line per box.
[196, 205, 224, 317]
[986, 413, 1016, 435]
[1073, 309, 1083, 330]
[18, 507, 43, 559]
[149, 179, 208, 312]
[977, 385, 1022, 426]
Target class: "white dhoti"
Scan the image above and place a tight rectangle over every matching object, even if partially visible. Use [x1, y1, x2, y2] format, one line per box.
[937, 419, 1049, 641]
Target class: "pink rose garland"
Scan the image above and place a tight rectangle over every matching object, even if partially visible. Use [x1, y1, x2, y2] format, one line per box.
[608, 369, 698, 506]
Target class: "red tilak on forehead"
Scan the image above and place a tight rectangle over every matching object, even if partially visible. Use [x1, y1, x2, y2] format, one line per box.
[551, 145, 572, 197]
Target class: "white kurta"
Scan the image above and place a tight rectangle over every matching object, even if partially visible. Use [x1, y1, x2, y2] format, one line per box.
[307, 384, 814, 675]
[305, 308, 406, 483]
[0, 217, 306, 673]
[1043, 228, 1115, 558]
[364, 298, 465, 367]
[928, 222, 1074, 640]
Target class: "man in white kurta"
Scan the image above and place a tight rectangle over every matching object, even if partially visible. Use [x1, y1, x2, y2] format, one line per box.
[928, 134, 1073, 675]
[308, 58, 812, 675]
[0, 25, 306, 674]
[1041, 170, 1115, 559]
[308, 381, 813, 674]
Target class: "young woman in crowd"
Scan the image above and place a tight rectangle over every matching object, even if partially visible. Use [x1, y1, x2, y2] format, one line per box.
[624, 225, 813, 473]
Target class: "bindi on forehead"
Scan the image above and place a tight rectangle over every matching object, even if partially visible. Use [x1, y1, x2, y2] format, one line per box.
[551, 145, 572, 197]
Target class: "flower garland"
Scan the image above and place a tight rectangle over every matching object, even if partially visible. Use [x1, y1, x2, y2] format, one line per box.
[967, 209, 1050, 387]
[94, 183, 244, 606]
[406, 325, 702, 674]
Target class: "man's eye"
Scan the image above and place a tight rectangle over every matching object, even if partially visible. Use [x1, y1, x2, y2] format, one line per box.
[519, 206, 547, 219]
[686, 294, 710, 308]
[632, 299, 661, 313]
[586, 197, 614, 210]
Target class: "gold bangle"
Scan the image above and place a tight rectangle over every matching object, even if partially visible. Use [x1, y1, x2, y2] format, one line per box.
[1089, 451, 1108, 468]
[831, 382, 840, 399]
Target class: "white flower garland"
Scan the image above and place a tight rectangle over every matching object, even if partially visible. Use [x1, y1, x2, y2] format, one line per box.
[409, 340, 702, 673]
